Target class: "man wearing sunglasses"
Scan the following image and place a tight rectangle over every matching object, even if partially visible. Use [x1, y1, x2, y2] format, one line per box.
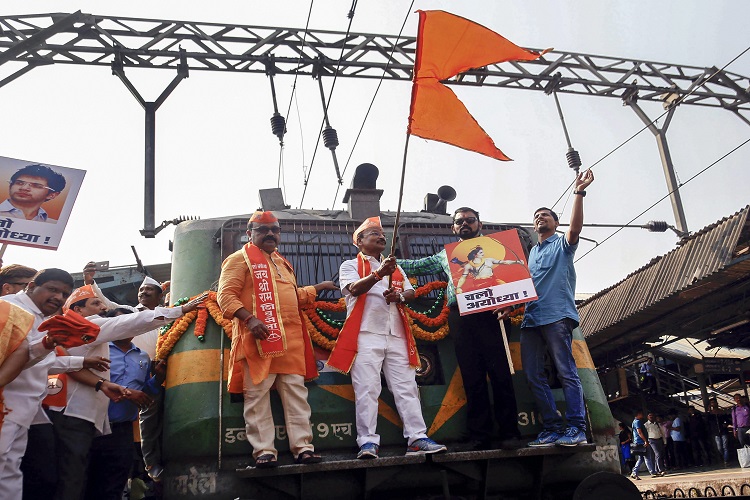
[399, 207, 523, 451]
[0, 164, 67, 223]
[218, 210, 337, 468]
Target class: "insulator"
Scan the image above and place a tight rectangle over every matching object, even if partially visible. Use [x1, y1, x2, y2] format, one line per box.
[645, 220, 669, 233]
[322, 126, 339, 150]
[270, 113, 286, 141]
[566, 147, 582, 171]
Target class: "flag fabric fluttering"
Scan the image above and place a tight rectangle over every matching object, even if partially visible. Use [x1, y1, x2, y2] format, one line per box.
[408, 10, 550, 161]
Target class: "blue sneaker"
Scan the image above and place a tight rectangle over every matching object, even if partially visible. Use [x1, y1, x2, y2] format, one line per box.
[406, 437, 448, 455]
[357, 442, 379, 459]
[555, 427, 587, 447]
[528, 430, 563, 447]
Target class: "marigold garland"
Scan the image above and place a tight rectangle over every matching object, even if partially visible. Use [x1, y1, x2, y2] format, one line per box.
[205, 291, 233, 337]
[194, 307, 208, 340]
[302, 280, 453, 350]
[156, 309, 198, 360]
[407, 314, 451, 342]
[303, 313, 336, 351]
[154, 291, 233, 360]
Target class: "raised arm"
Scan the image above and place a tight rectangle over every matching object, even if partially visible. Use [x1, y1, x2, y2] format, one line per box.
[566, 170, 594, 246]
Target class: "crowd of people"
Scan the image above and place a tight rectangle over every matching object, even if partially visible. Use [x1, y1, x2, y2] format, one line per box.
[0, 172, 601, 497]
[620, 396, 750, 480]
[0, 261, 205, 499]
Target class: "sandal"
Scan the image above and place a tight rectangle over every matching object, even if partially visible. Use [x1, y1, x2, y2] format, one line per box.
[295, 450, 322, 464]
[255, 454, 278, 469]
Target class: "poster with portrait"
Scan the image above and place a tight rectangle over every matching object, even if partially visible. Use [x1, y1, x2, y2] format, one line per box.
[446, 229, 537, 316]
[0, 155, 86, 250]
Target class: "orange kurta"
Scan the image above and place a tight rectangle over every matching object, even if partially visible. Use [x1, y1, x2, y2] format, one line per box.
[217, 247, 316, 386]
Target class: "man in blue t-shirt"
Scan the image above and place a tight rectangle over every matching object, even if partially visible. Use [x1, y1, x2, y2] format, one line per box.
[520, 170, 594, 447]
[631, 410, 655, 480]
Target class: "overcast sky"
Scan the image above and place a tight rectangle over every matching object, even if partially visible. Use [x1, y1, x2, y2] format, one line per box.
[1, 0, 748, 294]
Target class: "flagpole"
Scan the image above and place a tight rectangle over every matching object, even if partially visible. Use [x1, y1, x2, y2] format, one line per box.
[389, 132, 411, 258]
[386, 132, 412, 288]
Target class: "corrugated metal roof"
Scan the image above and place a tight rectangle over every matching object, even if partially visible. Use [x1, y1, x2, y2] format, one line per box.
[579, 205, 750, 351]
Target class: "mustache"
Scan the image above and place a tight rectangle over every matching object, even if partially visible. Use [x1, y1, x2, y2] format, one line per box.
[263, 235, 277, 242]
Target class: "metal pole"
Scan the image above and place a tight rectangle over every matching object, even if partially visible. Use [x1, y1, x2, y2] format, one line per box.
[144, 102, 156, 236]
[624, 101, 689, 235]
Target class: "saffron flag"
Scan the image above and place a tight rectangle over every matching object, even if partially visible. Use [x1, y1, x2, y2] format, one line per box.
[408, 10, 550, 161]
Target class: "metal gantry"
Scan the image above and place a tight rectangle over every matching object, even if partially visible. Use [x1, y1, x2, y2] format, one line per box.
[1, 11, 749, 235]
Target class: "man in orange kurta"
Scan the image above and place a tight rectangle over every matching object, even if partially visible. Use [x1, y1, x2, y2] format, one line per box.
[217, 210, 336, 468]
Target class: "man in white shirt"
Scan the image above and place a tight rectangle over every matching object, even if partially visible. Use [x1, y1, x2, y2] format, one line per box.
[331, 217, 446, 458]
[84, 265, 171, 480]
[46, 283, 205, 500]
[0, 164, 66, 223]
[0, 269, 123, 500]
[644, 412, 666, 476]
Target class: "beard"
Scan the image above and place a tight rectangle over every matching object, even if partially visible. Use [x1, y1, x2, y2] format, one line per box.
[458, 226, 480, 239]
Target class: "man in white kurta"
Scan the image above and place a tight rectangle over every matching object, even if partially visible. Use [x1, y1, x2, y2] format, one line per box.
[45, 283, 204, 499]
[0, 270, 85, 500]
[335, 217, 446, 458]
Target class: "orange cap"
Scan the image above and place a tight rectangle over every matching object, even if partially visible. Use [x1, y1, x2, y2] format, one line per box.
[62, 285, 97, 313]
[353, 216, 382, 245]
[249, 211, 278, 224]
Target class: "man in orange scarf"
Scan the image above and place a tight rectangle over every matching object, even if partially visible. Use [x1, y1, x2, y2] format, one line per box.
[218, 210, 336, 468]
[330, 217, 446, 459]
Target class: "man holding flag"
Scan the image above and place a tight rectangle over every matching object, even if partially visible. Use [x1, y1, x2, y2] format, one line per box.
[329, 217, 446, 458]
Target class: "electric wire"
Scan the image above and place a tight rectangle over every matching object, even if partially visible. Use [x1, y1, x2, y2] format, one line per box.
[299, 0, 359, 208]
[277, 0, 315, 193]
[329, 0, 416, 209]
[294, 91, 306, 179]
[574, 136, 750, 264]
[549, 44, 750, 213]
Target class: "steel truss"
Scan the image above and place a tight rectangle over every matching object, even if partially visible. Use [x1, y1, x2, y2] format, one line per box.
[1, 11, 748, 111]
[1, 11, 749, 236]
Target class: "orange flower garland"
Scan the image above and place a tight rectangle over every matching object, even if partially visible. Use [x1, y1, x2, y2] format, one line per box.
[302, 281, 452, 350]
[194, 307, 208, 339]
[407, 314, 451, 342]
[302, 313, 336, 351]
[154, 291, 234, 359]
[156, 309, 198, 360]
[205, 291, 233, 337]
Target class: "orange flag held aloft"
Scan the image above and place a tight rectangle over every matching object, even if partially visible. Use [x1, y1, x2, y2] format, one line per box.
[408, 10, 550, 161]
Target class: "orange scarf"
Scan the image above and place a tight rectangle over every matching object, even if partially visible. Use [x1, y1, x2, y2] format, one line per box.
[227, 243, 318, 394]
[327, 253, 419, 374]
[243, 243, 288, 358]
[0, 301, 34, 430]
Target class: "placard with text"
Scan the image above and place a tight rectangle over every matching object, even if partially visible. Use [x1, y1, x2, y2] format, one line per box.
[445, 229, 537, 315]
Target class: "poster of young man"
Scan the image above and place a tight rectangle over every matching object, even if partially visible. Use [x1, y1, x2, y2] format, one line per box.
[0, 155, 85, 250]
[446, 229, 537, 315]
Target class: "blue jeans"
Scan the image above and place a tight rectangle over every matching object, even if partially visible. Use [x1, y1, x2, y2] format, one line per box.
[521, 319, 586, 432]
[714, 434, 730, 463]
[633, 451, 654, 476]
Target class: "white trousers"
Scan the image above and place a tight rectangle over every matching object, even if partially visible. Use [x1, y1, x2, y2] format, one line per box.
[350, 332, 427, 447]
[0, 420, 28, 500]
[242, 362, 314, 459]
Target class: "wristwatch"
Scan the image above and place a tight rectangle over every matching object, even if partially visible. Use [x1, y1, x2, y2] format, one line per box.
[573, 190, 586, 197]
[398, 292, 406, 303]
